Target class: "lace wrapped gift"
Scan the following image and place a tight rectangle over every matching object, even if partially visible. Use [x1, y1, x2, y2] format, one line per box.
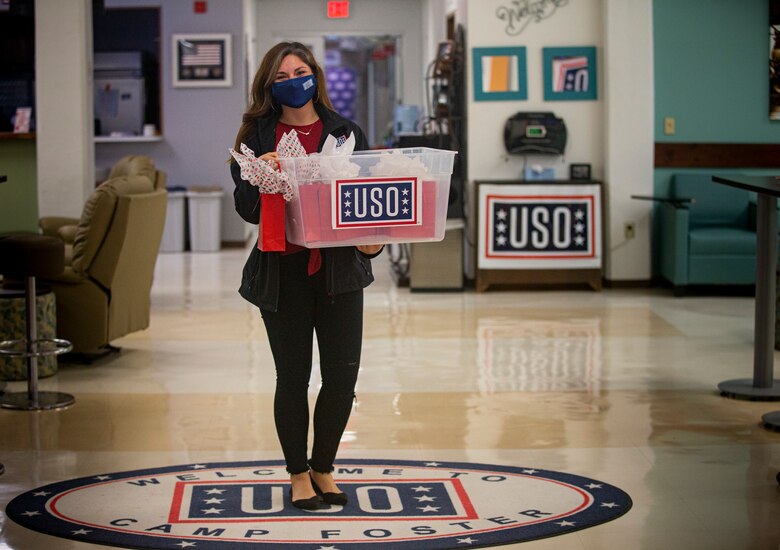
[229, 133, 300, 252]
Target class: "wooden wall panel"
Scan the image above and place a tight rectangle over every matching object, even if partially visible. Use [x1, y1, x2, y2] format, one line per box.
[655, 143, 780, 168]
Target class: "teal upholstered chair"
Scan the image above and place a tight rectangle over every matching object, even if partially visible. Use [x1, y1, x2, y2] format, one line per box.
[659, 174, 757, 295]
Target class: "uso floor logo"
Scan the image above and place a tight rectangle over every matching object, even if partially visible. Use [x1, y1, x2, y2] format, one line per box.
[7, 459, 632, 549]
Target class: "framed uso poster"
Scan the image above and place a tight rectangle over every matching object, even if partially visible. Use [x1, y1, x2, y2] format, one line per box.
[477, 182, 602, 270]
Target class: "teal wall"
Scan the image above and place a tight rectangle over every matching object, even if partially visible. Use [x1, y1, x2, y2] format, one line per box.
[654, 0, 776, 144]
[653, 0, 780, 198]
[652, 0, 780, 276]
[0, 140, 39, 234]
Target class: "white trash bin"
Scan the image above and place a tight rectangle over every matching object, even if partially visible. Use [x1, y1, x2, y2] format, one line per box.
[160, 186, 187, 252]
[187, 187, 224, 252]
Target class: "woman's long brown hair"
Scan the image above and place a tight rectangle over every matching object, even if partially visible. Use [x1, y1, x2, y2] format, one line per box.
[231, 42, 334, 157]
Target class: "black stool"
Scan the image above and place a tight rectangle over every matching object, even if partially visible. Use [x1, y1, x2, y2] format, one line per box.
[0, 235, 74, 410]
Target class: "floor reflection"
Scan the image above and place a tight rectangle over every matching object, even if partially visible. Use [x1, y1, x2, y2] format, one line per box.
[477, 316, 602, 393]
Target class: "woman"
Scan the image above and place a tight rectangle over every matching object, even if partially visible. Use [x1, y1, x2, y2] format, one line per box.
[230, 42, 382, 510]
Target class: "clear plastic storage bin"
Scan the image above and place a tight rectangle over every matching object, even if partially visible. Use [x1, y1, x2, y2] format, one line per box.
[279, 147, 456, 248]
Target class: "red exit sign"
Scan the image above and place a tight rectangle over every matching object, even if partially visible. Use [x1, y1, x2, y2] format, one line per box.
[327, 1, 350, 18]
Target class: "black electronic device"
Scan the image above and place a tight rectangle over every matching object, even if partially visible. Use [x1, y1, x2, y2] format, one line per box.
[504, 112, 567, 156]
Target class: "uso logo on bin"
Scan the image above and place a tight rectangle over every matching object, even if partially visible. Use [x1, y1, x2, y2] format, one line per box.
[333, 177, 421, 228]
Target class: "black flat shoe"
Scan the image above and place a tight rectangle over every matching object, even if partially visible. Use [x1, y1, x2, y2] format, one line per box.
[289, 487, 321, 510]
[310, 475, 348, 506]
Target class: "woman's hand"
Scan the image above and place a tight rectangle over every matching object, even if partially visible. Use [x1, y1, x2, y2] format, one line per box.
[356, 244, 383, 255]
[260, 151, 280, 169]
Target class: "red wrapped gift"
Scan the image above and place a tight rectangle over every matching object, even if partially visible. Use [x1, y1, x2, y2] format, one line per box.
[322, 183, 379, 244]
[259, 193, 286, 251]
[298, 184, 323, 243]
[387, 179, 438, 239]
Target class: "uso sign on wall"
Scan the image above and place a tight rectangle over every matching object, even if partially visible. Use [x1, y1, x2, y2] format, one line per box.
[478, 183, 602, 269]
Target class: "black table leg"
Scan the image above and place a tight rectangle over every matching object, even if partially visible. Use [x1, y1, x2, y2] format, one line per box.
[718, 193, 780, 401]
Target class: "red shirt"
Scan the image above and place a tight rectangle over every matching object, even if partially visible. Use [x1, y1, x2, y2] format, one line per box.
[276, 119, 323, 155]
[276, 119, 324, 274]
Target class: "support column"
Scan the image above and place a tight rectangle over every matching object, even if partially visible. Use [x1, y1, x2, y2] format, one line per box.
[603, 0, 654, 280]
[35, 0, 94, 218]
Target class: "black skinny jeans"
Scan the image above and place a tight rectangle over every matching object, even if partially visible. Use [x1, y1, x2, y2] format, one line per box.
[260, 251, 363, 474]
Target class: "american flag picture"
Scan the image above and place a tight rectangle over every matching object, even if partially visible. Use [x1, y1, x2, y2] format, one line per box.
[173, 34, 231, 87]
[179, 41, 223, 67]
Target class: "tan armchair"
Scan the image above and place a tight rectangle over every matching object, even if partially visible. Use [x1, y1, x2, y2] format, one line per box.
[38, 156, 167, 355]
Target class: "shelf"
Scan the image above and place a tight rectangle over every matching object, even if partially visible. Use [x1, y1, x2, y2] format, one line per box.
[0, 132, 35, 141]
[94, 135, 163, 144]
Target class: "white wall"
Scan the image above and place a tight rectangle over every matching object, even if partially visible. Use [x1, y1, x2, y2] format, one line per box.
[423, 0, 449, 104]
[35, 0, 94, 218]
[243, 0, 259, 99]
[603, 0, 653, 280]
[466, 0, 603, 183]
[463, 0, 653, 281]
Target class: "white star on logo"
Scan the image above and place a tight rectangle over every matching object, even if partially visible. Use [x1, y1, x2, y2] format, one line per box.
[22, 511, 40, 517]
[585, 483, 602, 489]
[412, 486, 432, 492]
[402, 198, 409, 205]
[415, 495, 436, 502]
[344, 191, 351, 198]
[424, 461, 441, 467]
[191, 464, 207, 469]
[574, 222, 585, 233]
[402, 208, 409, 214]
[496, 221, 507, 233]
[202, 507, 224, 514]
[556, 520, 576, 527]
[601, 502, 620, 508]
[522, 469, 539, 475]
[574, 209, 585, 220]
[496, 235, 507, 246]
[418, 505, 440, 512]
[402, 189, 409, 195]
[344, 200, 351, 207]
[496, 208, 508, 220]
[457, 537, 478, 544]
[32, 491, 51, 497]
[203, 498, 224, 504]
[204, 488, 225, 495]
[575, 235, 585, 246]
[94, 475, 111, 481]
[176, 542, 197, 548]
[318, 546, 340, 550]
[72, 529, 92, 535]
[344, 210, 352, 217]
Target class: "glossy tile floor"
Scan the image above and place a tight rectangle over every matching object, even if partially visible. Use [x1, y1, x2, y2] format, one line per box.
[1, 245, 779, 549]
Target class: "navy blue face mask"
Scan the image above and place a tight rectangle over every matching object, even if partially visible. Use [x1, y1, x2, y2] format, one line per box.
[271, 75, 317, 108]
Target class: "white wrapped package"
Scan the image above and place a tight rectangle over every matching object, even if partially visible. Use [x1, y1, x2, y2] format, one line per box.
[368, 149, 429, 177]
[315, 132, 361, 178]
